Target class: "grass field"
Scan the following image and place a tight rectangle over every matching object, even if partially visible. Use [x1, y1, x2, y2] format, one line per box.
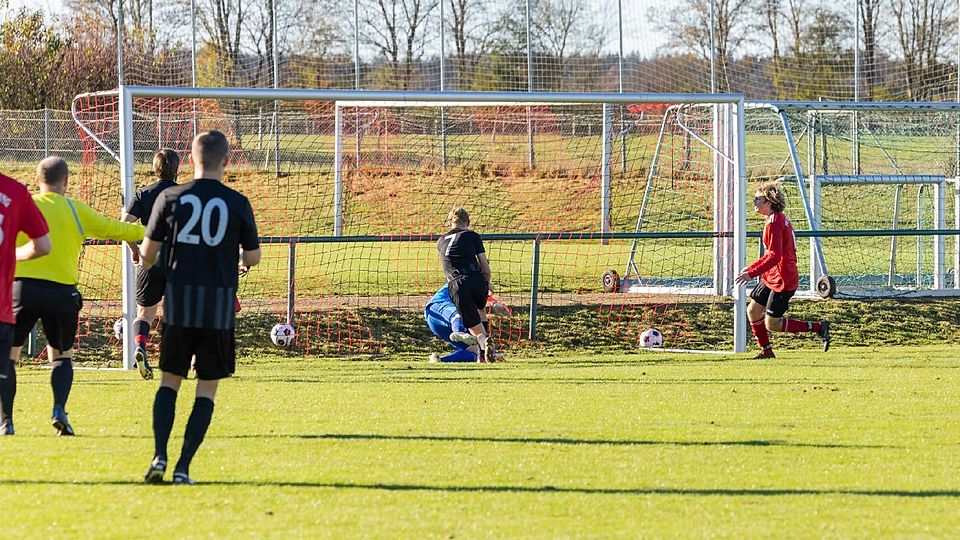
[2, 345, 960, 537]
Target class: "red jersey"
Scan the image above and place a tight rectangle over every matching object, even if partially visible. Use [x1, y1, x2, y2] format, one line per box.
[0, 174, 49, 324]
[745, 211, 799, 292]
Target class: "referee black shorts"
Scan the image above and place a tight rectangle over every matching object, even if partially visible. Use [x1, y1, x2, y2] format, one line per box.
[12, 278, 82, 351]
[448, 273, 488, 329]
[160, 323, 236, 380]
[136, 265, 167, 307]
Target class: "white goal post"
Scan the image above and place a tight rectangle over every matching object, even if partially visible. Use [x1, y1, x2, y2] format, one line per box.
[101, 86, 751, 367]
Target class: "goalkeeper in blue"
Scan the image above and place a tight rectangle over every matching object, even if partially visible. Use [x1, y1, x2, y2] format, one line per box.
[424, 284, 507, 363]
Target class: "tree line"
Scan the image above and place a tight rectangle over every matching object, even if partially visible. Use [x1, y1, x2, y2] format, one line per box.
[0, 0, 957, 111]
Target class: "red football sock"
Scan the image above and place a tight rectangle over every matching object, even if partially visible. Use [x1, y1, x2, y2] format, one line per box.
[750, 318, 771, 349]
[783, 319, 820, 333]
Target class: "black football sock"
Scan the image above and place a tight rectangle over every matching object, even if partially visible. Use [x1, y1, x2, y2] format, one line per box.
[1, 359, 16, 422]
[50, 358, 73, 409]
[134, 320, 151, 346]
[153, 386, 177, 462]
[175, 397, 215, 475]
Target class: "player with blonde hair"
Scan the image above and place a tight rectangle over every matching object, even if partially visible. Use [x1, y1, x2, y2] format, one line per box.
[735, 180, 830, 359]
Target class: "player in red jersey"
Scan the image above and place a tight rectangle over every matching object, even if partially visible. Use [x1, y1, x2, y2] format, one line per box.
[735, 180, 830, 359]
[0, 173, 51, 434]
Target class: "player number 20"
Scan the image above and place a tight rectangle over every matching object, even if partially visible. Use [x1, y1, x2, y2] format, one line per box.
[177, 195, 228, 246]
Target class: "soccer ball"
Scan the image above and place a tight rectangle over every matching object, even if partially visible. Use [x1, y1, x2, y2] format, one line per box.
[640, 328, 663, 348]
[113, 318, 125, 341]
[270, 323, 296, 347]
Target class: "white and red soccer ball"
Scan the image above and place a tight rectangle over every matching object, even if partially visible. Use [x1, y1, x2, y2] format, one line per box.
[270, 323, 296, 347]
[640, 328, 663, 349]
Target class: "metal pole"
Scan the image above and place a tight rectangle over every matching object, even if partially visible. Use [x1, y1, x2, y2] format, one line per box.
[853, 1, 860, 174]
[733, 101, 747, 353]
[617, 0, 626, 174]
[709, 0, 717, 93]
[526, 0, 535, 169]
[43, 108, 50, 156]
[287, 239, 297, 323]
[917, 186, 924, 287]
[117, 0, 125, 86]
[439, 0, 447, 166]
[601, 103, 612, 244]
[273, 0, 281, 178]
[528, 237, 541, 340]
[354, 0, 361, 166]
[334, 104, 344, 236]
[118, 86, 137, 370]
[191, 0, 198, 137]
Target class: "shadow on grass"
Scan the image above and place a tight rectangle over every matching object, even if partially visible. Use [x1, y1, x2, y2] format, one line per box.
[0, 479, 956, 498]
[215, 432, 893, 449]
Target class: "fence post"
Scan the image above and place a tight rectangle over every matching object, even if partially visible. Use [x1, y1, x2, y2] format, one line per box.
[528, 236, 541, 340]
[601, 103, 612, 244]
[287, 239, 297, 324]
[43, 108, 50, 156]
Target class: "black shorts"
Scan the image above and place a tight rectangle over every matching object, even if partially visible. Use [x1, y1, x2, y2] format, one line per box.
[750, 282, 796, 318]
[0, 323, 13, 377]
[159, 323, 235, 380]
[448, 274, 488, 329]
[12, 279, 82, 351]
[136, 265, 167, 307]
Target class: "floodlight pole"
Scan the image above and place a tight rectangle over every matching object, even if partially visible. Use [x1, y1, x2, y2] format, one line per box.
[117, 0, 125, 86]
[853, 1, 860, 174]
[526, 0, 535, 169]
[191, 0, 198, 136]
[118, 86, 137, 370]
[273, 0, 281, 179]
[439, 0, 447, 167]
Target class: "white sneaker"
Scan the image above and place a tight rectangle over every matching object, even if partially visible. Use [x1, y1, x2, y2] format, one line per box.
[449, 332, 478, 346]
[429, 353, 441, 363]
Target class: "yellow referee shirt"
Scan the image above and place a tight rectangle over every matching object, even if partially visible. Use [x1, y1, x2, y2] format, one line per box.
[16, 192, 145, 285]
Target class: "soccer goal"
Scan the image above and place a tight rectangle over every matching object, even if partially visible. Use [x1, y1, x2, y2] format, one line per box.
[745, 101, 960, 298]
[69, 86, 751, 367]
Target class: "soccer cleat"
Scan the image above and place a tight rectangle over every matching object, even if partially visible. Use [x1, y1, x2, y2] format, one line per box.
[144, 457, 167, 484]
[0, 419, 13, 436]
[135, 345, 154, 380]
[752, 349, 776, 360]
[51, 406, 75, 436]
[449, 332, 478, 346]
[172, 472, 196, 485]
[429, 353, 441, 363]
[484, 340, 498, 363]
[818, 321, 831, 352]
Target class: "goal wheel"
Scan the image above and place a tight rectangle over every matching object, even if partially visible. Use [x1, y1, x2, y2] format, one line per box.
[602, 269, 621, 293]
[816, 275, 837, 299]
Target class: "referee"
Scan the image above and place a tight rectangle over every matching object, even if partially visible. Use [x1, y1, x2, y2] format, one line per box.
[7, 156, 145, 436]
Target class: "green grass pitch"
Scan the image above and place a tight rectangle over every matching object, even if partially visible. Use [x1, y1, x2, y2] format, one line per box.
[2, 346, 959, 536]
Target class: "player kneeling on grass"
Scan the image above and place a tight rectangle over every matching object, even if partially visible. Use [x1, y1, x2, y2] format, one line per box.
[121, 148, 182, 380]
[425, 284, 508, 363]
[734, 180, 830, 359]
[7, 157, 145, 436]
[140, 130, 260, 485]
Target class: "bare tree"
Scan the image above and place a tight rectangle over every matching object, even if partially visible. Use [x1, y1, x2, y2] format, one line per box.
[652, 0, 753, 92]
[446, 0, 500, 89]
[362, 0, 438, 89]
[859, 0, 881, 100]
[890, 0, 956, 100]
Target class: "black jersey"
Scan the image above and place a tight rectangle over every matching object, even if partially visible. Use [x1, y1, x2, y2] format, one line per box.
[145, 179, 259, 330]
[437, 228, 485, 281]
[125, 179, 177, 226]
